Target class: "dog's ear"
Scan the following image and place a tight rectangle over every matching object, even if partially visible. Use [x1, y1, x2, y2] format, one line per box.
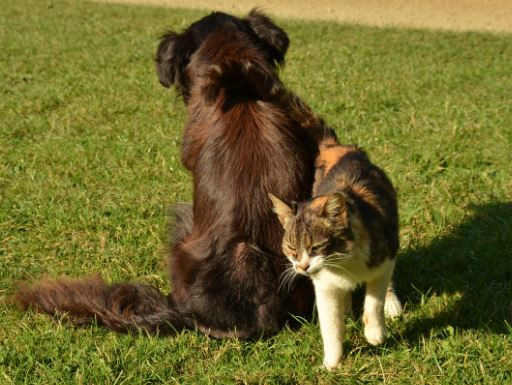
[246, 9, 289, 65]
[155, 31, 196, 98]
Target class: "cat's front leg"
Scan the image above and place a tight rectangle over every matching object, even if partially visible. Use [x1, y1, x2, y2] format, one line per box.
[313, 280, 347, 371]
[363, 261, 395, 345]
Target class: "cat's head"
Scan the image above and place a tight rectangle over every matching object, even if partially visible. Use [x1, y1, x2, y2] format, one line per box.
[269, 193, 357, 276]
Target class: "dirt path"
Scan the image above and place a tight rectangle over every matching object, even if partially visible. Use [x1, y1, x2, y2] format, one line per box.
[98, 0, 512, 33]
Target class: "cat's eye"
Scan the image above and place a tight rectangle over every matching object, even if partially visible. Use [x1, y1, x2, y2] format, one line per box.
[285, 244, 296, 252]
[284, 244, 297, 257]
[311, 242, 327, 255]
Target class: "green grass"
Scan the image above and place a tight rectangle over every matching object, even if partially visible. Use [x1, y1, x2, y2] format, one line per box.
[1, 0, 511, 383]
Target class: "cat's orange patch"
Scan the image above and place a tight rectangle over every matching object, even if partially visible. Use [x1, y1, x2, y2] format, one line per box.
[318, 136, 339, 147]
[316, 145, 358, 176]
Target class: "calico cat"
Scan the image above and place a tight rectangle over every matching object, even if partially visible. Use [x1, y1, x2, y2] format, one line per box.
[270, 140, 402, 370]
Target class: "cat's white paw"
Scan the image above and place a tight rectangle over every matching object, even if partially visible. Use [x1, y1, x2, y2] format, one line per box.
[384, 290, 403, 318]
[364, 324, 387, 345]
[323, 358, 342, 371]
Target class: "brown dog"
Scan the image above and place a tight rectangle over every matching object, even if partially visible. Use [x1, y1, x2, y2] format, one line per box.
[16, 10, 336, 338]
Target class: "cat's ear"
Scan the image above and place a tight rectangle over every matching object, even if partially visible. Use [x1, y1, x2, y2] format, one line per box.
[322, 193, 349, 224]
[269, 193, 293, 228]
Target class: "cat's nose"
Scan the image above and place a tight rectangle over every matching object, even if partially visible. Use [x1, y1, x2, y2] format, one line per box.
[296, 251, 311, 273]
[297, 260, 310, 272]
[294, 260, 312, 276]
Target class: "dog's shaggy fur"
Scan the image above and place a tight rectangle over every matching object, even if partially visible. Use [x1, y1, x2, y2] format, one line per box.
[16, 10, 336, 338]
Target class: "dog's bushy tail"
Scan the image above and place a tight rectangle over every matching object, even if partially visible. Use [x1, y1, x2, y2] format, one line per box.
[201, 54, 279, 104]
[15, 274, 193, 334]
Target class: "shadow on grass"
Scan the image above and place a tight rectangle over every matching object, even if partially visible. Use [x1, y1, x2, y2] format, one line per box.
[395, 201, 512, 338]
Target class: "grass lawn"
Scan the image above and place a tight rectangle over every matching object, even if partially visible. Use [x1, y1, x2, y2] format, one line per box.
[1, 0, 511, 383]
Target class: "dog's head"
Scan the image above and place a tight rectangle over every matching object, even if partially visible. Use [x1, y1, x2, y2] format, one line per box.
[156, 9, 289, 102]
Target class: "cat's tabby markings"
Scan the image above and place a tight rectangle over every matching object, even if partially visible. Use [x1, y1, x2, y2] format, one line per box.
[270, 141, 402, 370]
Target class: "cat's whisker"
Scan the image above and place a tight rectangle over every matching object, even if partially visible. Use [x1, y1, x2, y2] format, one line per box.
[323, 256, 350, 264]
[323, 253, 352, 264]
[278, 268, 291, 285]
[279, 265, 292, 278]
[325, 252, 351, 259]
[278, 266, 298, 293]
[248, 245, 299, 293]
[322, 263, 358, 280]
[287, 273, 298, 293]
[282, 274, 297, 293]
